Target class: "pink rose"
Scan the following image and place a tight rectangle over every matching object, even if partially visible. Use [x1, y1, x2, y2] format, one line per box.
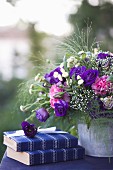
[49, 84, 63, 99]
[92, 76, 111, 95]
[49, 84, 70, 108]
[49, 85, 63, 108]
[50, 98, 59, 108]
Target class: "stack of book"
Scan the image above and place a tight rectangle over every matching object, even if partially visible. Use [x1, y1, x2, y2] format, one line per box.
[3, 129, 85, 165]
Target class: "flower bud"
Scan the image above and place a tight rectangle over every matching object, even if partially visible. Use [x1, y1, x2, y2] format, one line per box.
[35, 73, 40, 81]
[20, 105, 26, 112]
[78, 79, 84, 85]
[36, 108, 49, 122]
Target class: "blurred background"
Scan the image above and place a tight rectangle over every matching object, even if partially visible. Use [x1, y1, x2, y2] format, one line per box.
[1, 0, 113, 162]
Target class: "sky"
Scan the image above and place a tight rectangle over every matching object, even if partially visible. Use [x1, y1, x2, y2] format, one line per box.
[0, 0, 82, 36]
[0, 0, 82, 80]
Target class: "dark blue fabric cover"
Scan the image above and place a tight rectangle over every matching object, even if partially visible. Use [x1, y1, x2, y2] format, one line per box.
[4, 131, 78, 152]
[27, 146, 85, 165]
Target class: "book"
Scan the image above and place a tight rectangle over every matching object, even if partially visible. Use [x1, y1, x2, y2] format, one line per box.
[3, 130, 78, 152]
[7, 145, 85, 165]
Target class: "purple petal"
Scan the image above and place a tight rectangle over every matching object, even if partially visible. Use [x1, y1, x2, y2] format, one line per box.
[21, 121, 30, 129]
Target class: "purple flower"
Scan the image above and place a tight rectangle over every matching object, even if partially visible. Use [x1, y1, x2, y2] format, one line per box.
[97, 52, 109, 59]
[69, 66, 86, 79]
[44, 67, 62, 84]
[21, 121, 37, 138]
[63, 92, 70, 103]
[81, 69, 99, 86]
[36, 108, 49, 122]
[54, 100, 69, 117]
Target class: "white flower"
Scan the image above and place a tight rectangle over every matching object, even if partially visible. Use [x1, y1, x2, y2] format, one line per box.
[29, 84, 34, 94]
[29, 88, 32, 94]
[29, 84, 34, 89]
[35, 73, 40, 81]
[62, 72, 69, 78]
[60, 62, 64, 68]
[94, 48, 98, 54]
[53, 71, 59, 78]
[70, 79, 72, 84]
[77, 75, 84, 85]
[67, 56, 78, 68]
[75, 63, 80, 67]
[77, 75, 81, 80]
[20, 105, 25, 112]
[53, 71, 63, 81]
[78, 79, 84, 85]
[78, 51, 84, 55]
[67, 62, 70, 68]
[60, 67, 65, 74]
[67, 56, 77, 63]
[60, 67, 68, 78]
[58, 74, 63, 81]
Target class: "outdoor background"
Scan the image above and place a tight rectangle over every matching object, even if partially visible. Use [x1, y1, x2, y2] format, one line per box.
[1, 0, 113, 162]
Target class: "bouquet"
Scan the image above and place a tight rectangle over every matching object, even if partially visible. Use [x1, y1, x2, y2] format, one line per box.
[20, 33, 113, 133]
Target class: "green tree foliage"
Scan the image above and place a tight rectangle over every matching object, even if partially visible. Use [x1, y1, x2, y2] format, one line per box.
[28, 23, 47, 72]
[0, 78, 25, 162]
[68, 0, 113, 50]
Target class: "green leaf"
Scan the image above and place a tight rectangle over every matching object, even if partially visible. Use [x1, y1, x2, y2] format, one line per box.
[107, 75, 113, 82]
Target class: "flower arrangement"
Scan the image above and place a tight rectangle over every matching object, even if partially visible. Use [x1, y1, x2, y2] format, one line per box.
[19, 31, 113, 132]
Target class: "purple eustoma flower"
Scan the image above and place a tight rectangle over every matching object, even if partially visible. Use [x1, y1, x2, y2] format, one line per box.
[21, 121, 37, 138]
[54, 100, 69, 117]
[44, 67, 62, 84]
[69, 66, 86, 79]
[81, 69, 99, 86]
[97, 52, 109, 59]
[36, 108, 49, 122]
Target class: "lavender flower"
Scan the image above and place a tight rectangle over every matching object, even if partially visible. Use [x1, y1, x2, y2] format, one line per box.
[81, 69, 99, 86]
[63, 92, 70, 103]
[21, 121, 37, 138]
[54, 100, 69, 117]
[97, 52, 109, 59]
[36, 108, 49, 122]
[44, 67, 62, 84]
[69, 66, 86, 79]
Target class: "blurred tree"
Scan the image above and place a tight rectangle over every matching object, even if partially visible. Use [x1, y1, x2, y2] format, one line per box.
[0, 19, 48, 164]
[68, 0, 113, 51]
[28, 23, 47, 72]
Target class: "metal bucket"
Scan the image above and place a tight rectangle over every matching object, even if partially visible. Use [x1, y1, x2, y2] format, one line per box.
[78, 121, 113, 157]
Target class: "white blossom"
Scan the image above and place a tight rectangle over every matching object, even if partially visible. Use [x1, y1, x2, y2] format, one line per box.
[60, 62, 64, 68]
[29, 88, 32, 94]
[78, 51, 84, 55]
[53, 71, 59, 78]
[58, 74, 63, 81]
[20, 105, 26, 112]
[77, 75, 81, 80]
[62, 72, 69, 78]
[60, 67, 65, 73]
[35, 73, 40, 81]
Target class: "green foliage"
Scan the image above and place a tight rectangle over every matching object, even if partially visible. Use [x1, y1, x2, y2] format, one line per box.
[28, 24, 47, 71]
[68, 0, 113, 51]
[0, 78, 25, 162]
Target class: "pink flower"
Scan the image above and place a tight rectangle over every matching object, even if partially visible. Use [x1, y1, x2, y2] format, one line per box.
[49, 85, 63, 108]
[50, 98, 59, 108]
[49, 84, 70, 108]
[49, 84, 63, 99]
[92, 76, 111, 95]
